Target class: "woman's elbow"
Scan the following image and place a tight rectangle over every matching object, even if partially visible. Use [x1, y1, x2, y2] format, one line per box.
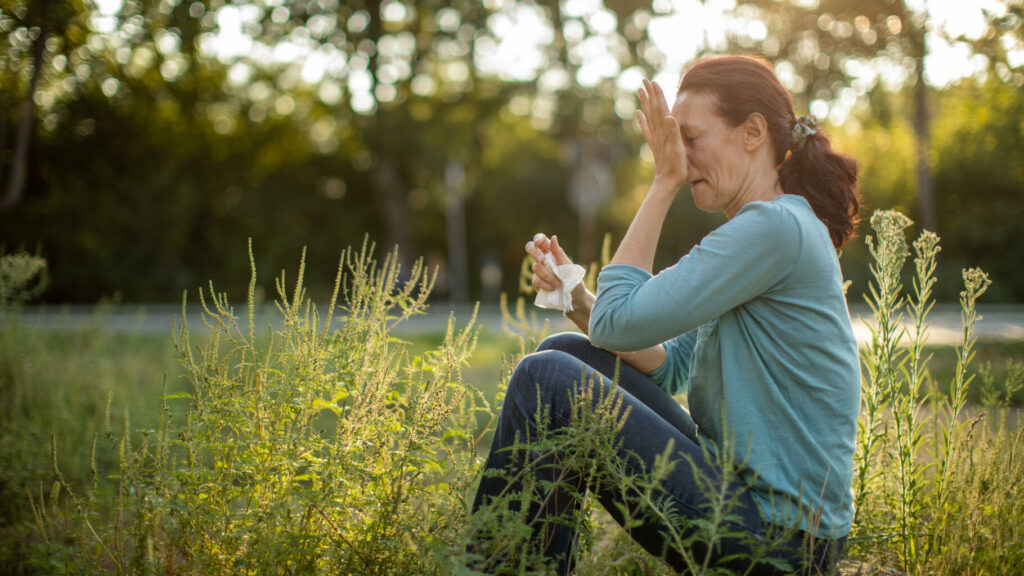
[589, 302, 647, 350]
[587, 329, 616, 350]
[588, 318, 639, 351]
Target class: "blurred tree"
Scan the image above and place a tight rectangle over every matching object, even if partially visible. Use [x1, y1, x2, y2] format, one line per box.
[532, 0, 649, 263]
[967, 0, 1024, 84]
[830, 87, 917, 297]
[3, 0, 1020, 303]
[0, 0, 89, 214]
[727, 0, 941, 232]
[931, 78, 1024, 301]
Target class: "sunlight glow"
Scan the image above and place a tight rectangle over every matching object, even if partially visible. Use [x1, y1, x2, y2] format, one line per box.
[81, 0, 1017, 114]
[476, 3, 553, 82]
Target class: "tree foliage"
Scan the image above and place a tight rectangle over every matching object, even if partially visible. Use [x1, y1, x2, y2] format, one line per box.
[0, 0, 1022, 302]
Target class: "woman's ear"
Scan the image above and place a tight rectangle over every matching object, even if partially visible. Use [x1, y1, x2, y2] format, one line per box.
[743, 112, 769, 152]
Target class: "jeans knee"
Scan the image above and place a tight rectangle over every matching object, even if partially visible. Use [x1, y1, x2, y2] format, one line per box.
[536, 331, 591, 355]
[511, 350, 558, 394]
[509, 349, 585, 406]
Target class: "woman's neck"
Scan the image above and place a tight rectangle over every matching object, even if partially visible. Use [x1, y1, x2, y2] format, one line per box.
[724, 167, 784, 219]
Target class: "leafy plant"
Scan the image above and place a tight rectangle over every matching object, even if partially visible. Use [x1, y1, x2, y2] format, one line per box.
[29, 240, 486, 575]
[9, 212, 1024, 575]
[0, 250, 48, 312]
[846, 210, 1024, 575]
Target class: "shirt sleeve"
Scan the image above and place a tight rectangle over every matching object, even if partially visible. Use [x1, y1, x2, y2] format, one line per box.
[589, 201, 802, 352]
[647, 329, 699, 395]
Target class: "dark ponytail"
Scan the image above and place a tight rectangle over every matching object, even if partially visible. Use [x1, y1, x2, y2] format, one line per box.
[679, 56, 860, 248]
[779, 131, 860, 248]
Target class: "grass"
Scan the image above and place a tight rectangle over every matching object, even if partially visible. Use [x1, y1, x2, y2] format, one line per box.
[1, 216, 1024, 574]
[3, 319, 1021, 574]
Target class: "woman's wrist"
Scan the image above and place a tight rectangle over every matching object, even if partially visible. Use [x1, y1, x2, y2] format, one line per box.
[650, 174, 684, 196]
[565, 283, 594, 334]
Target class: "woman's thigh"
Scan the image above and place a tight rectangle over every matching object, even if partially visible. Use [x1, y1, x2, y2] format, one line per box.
[535, 332, 698, 442]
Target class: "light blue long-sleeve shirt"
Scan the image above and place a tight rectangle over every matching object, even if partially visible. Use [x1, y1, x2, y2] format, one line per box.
[590, 194, 860, 539]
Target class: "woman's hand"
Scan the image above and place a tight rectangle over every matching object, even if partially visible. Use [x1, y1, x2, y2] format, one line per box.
[637, 79, 688, 189]
[525, 233, 594, 333]
[525, 233, 573, 293]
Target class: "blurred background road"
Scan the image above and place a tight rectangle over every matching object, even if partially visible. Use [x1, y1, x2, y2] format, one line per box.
[11, 302, 1024, 347]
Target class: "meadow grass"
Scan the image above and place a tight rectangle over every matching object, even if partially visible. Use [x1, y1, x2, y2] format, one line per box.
[1, 216, 1023, 574]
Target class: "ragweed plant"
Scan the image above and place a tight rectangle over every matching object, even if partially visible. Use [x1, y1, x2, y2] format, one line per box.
[848, 211, 1021, 575]
[854, 210, 912, 532]
[29, 239, 487, 575]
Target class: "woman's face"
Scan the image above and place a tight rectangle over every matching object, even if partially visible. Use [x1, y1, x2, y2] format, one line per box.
[670, 90, 751, 216]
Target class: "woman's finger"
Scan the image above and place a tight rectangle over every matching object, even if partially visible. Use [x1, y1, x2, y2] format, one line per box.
[532, 233, 551, 255]
[531, 261, 561, 291]
[532, 274, 555, 293]
[651, 80, 668, 116]
[525, 240, 546, 263]
[636, 109, 648, 138]
[639, 81, 653, 122]
[550, 235, 572, 266]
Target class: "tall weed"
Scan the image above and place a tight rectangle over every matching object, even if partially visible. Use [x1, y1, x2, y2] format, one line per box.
[848, 211, 1024, 575]
[28, 240, 486, 574]
[7, 215, 1024, 575]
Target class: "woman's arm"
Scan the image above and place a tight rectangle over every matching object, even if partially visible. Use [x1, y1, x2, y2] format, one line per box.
[527, 234, 667, 374]
[610, 79, 688, 272]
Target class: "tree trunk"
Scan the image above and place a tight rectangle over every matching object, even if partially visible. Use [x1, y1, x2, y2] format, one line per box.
[0, 22, 47, 215]
[373, 153, 412, 263]
[913, 34, 936, 233]
[0, 97, 9, 186]
[366, 0, 412, 267]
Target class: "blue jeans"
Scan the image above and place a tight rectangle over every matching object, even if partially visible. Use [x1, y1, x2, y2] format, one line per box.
[470, 332, 845, 575]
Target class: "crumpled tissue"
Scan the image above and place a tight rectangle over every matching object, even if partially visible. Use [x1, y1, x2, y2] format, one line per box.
[534, 252, 586, 313]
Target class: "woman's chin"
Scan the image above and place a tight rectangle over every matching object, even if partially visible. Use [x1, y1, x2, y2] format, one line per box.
[691, 193, 716, 213]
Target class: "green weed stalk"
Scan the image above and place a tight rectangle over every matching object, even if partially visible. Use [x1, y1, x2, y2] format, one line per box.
[30, 239, 486, 575]
[10, 217, 1024, 575]
[854, 211, 911, 531]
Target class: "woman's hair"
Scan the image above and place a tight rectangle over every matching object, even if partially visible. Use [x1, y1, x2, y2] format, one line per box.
[678, 55, 860, 248]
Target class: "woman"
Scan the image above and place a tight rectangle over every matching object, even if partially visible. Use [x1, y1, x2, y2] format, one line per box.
[470, 55, 860, 575]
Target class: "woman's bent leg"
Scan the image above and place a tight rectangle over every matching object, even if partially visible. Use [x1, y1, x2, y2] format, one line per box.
[536, 332, 698, 442]
[470, 348, 766, 575]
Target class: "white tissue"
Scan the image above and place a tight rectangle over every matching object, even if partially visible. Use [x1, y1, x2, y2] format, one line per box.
[534, 252, 586, 313]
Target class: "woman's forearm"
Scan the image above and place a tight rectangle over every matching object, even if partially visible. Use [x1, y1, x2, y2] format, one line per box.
[609, 179, 679, 272]
[567, 284, 667, 374]
[565, 283, 595, 335]
[616, 344, 667, 374]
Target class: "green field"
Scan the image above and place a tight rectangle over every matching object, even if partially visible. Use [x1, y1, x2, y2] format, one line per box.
[2, 309, 1023, 573]
[3, 221, 1024, 574]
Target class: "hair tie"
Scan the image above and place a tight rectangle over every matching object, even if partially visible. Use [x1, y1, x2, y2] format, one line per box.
[791, 115, 818, 152]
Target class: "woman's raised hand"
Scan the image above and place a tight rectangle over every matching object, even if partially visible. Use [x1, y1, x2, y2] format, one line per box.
[525, 233, 573, 293]
[636, 79, 688, 188]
